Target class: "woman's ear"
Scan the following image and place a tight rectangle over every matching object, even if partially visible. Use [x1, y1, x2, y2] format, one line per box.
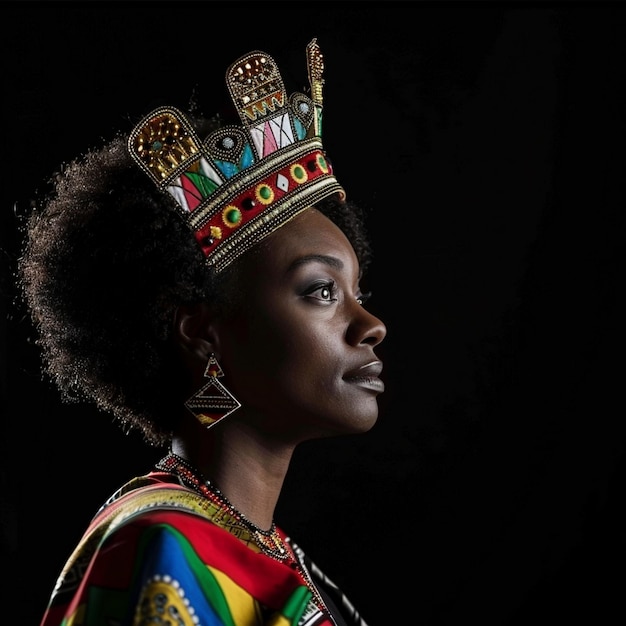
[172, 303, 217, 361]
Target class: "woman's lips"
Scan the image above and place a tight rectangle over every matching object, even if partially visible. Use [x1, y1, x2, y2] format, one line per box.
[343, 361, 385, 393]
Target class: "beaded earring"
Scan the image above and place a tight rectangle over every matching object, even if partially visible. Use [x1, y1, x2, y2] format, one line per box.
[184, 354, 241, 428]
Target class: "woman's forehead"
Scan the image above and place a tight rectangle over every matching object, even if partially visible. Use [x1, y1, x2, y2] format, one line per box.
[247, 209, 358, 271]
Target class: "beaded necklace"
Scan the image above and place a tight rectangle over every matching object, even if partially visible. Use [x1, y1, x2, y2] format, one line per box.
[155, 451, 291, 561]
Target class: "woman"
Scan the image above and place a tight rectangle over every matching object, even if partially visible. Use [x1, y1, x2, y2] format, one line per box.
[19, 40, 386, 626]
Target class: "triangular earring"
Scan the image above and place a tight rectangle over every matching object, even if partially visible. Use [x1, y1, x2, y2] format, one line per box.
[184, 354, 241, 428]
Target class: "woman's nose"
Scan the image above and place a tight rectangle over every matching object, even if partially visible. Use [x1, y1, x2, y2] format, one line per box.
[347, 302, 387, 347]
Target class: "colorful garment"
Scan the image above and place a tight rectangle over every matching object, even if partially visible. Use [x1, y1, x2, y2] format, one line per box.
[39, 473, 367, 626]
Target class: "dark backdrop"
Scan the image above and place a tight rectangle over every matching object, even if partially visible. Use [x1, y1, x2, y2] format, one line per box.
[2, 2, 625, 625]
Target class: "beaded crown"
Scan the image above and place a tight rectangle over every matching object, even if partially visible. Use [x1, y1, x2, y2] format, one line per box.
[128, 39, 345, 273]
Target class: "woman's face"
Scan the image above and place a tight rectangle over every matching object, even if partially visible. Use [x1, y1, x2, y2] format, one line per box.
[213, 208, 387, 441]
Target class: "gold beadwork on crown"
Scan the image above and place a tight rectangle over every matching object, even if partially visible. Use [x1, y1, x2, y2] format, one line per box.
[306, 39, 325, 106]
[132, 111, 200, 182]
[227, 53, 284, 124]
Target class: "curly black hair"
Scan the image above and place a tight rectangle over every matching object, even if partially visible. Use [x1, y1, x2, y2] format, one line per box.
[17, 133, 373, 447]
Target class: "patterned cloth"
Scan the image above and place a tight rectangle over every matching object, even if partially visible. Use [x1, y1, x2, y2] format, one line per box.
[39, 474, 368, 626]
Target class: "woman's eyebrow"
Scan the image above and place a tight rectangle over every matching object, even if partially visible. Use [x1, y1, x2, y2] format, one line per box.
[287, 254, 344, 272]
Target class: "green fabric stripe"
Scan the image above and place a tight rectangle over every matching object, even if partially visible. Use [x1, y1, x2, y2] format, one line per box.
[281, 585, 312, 624]
[137, 523, 236, 626]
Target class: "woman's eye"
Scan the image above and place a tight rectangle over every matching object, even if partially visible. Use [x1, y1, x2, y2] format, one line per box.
[303, 281, 337, 302]
[356, 291, 372, 306]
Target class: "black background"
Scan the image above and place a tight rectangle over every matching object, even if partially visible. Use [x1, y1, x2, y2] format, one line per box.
[2, 2, 625, 625]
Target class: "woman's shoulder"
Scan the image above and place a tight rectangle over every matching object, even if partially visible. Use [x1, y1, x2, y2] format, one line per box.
[91, 471, 214, 535]
[97, 471, 183, 510]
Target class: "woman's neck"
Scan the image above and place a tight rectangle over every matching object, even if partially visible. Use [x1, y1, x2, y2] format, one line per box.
[170, 417, 295, 531]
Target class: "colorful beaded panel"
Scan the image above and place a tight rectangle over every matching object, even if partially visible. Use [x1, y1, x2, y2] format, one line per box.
[128, 39, 345, 272]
